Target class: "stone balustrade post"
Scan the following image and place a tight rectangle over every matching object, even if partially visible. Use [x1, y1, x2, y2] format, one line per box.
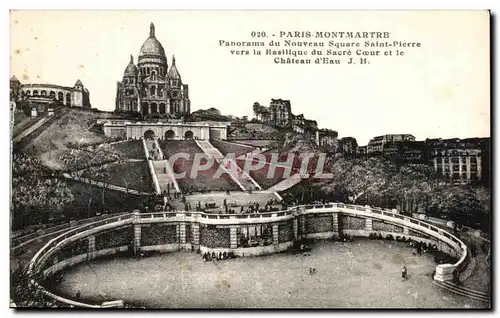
[133, 212, 141, 256]
[293, 218, 298, 239]
[230, 227, 238, 249]
[300, 215, 306, 235]
[192, 223, 200, 247]
[179, 222, 186, 244]
[88, 235, 96, 254]
[272, 224, 279, 245]
[332, 213, 339, 238]
[365, 205, 373, 231]
[365, 218, 373, 231]
[403, 227, 409, 235]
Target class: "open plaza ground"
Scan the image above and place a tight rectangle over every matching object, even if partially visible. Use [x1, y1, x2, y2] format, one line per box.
[55, 239, 484, 308]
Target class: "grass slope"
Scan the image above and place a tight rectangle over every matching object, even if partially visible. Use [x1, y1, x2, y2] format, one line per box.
[22, 108, 123, 169]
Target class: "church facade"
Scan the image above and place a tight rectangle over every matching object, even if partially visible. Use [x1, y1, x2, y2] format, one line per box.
[115, 23, 191, 117]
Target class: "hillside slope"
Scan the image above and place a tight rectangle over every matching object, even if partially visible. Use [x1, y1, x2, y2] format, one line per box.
[22, 108, 122, 169]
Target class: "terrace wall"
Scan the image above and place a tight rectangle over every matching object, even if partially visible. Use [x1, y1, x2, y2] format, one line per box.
[26, 204, 468, 308]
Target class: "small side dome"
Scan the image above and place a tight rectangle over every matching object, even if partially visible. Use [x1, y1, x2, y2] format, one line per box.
[124, 55, 138, 76]
[167, 55, 181, 79]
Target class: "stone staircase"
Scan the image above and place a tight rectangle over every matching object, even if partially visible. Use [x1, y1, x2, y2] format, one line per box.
[433, 280, 490, 303]
[267, 173, 303, 192]
[195, 139, 262, 191]
[154, 139, 181, 194]
[152, 161, 179, 194]
[142, 138, 161, 194]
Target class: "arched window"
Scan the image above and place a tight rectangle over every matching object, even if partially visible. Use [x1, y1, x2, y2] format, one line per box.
[25, 90, 31, 96]
[151, 103, 158, 114]
[49, 91, 56, 99]
[147, 67, 150, 75]
[150, 86, 156, 96]
[41, 90, 47, 97]
[142, 102, 149, 115]
[58, 92, 63, 101]
[124, 78, 128, 85]
[159, 103, 166, 113]
[184, 131, 194, 139]
[165, 130, 175, 139]
[66, 93, 71, 106]
[151, 71, 156, 81]
[33, 90, 39, 96]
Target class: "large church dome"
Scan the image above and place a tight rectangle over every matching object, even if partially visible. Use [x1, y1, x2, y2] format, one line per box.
[139, 23, 166, 58]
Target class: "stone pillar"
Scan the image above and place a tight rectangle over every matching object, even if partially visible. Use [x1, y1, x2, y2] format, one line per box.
[133, 224, 141, 255]
[332, 213, 339, 237]
[434, 264, 455, 282]
[179, 222, 186, 244]
[365, 218, 373, 231]
[433, 157, 438, 172]
[441, 157, 446, 176]
[300, 215, 306, 235]
[458, 156, 463, 179]
[403, 227, 409, 235]
[230, 227, 238, 249]
[476, 156, 482, 180]
[273, 224, 279, 245]
[193, 223, 200, 246]
[466, 156, 471, 180]
[166, 99, 171, 114]
[88, 235, 96, 254]
[449, 159, 454, 178]
[293, 218, 298, 239]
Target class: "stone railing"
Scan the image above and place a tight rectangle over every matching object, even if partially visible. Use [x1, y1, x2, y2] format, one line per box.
[11, 213, 129, 255]
[23, 203, 467, 308]
[298, 203, 467, 282]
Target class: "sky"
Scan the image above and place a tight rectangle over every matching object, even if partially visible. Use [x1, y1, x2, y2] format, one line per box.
[9, 10, 490, 145]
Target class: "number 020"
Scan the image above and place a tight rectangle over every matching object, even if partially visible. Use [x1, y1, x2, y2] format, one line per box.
[251, 31, 267, 37]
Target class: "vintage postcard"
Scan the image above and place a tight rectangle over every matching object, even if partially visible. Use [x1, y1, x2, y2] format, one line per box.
[9, 10, 491, 309]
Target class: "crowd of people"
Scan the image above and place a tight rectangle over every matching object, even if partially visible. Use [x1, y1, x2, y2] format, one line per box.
[148, 148, 162, 160]
[202, 251, 236, 262]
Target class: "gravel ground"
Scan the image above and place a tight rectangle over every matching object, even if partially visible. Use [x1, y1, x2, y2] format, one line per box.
[56, 239, 485, 308]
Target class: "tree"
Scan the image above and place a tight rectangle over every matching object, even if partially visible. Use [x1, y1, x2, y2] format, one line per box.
[11, 153, 74, 228]
[428, 185, 489, 230]
[10, 266, 63, 308]
[384, 164, 436, 215]
[327, 157, 393, 205]
[60, 144, 126, 217]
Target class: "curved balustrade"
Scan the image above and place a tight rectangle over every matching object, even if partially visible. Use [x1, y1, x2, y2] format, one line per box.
[22, 203, 468, 308]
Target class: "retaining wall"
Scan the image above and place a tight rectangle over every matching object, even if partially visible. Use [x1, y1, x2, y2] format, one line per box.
[25, 203, 468, 308]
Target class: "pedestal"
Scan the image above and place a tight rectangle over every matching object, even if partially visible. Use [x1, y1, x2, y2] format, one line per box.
[230, 227, 238, 249]
[273, 224, 279, 245]
[179, 222, 186, 244]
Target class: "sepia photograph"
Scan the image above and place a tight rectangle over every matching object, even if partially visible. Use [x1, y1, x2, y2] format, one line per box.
[8, 10, 491, 309]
